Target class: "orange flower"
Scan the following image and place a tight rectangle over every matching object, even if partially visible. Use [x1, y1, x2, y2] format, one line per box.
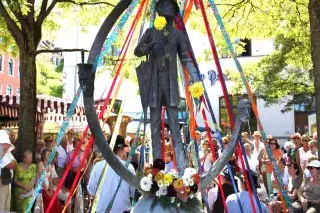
[144, 168, 153, 176]
[192, 173, 200, 185]
[173, 178, 184, 192]
[154, 172, 164, 183]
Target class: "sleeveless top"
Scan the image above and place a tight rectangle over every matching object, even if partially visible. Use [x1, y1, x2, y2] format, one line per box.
[301, 178, 320, 200]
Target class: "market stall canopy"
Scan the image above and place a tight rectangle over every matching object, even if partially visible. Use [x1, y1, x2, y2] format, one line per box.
[0, 95, 85, 121]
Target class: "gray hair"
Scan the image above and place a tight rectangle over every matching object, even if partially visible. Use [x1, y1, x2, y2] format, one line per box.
[284, 141, 293, 149]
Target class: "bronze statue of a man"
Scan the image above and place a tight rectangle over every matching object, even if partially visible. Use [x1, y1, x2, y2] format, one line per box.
[134, 0, 199, 174]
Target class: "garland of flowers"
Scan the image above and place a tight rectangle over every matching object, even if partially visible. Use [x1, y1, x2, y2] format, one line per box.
[140, 159, 200, 209]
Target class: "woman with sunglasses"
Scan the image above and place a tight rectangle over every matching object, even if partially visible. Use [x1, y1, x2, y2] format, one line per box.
[289, 133, 303, 169]
[307, 140, 318, 160]
[291, 160, 320, 213]
[66, 129, 76, 152]
[287, 161, 303, 201]
[262, 137, 283, 198]
[298, 135, 311, 171]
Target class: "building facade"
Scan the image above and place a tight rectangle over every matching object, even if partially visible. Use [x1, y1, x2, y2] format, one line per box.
[0, 53, 20, 96]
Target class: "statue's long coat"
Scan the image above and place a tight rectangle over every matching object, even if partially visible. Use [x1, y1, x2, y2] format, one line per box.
[134, 25, 196, 108]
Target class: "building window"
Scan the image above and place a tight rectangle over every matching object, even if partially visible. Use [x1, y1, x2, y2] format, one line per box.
[6, 85, 12, 95]
[0, 55, 2, 72]
[8, 59, 13, 75]
[17, 88, 20, 96]
[219, 94, 257, 135]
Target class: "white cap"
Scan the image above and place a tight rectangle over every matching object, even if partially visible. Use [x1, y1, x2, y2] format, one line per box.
[0, 130, 15, 153]
[307, 160, 320, 168]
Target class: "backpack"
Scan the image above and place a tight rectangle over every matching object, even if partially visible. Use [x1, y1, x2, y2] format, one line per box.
[1, 167, 12, 185]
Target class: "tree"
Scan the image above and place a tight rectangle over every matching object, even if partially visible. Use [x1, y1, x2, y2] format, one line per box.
[0, 0, 115, 159]
[186, 0, 319, 156]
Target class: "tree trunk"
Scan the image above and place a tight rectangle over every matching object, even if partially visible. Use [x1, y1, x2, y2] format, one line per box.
[16, 50, 37, 161]
[309, 0, 320, 160]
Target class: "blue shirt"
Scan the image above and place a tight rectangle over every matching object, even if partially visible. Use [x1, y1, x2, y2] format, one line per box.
[226, 191, 269, 213]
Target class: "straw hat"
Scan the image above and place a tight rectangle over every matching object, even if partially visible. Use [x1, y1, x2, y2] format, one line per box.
[252, 131, 261, 137]
[0, 130, 15, 153]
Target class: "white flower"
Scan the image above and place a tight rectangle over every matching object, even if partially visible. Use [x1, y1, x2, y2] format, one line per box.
[182, 176, 191, 186]
[158, 180, 164, 187]
[147, 174, 153, 179]
[184, 168, 197, 177]
[169, 170, 179, 178]
[140, 176, 152, 192]
[157, 186, 167, 196]
[177, 202, 181, 207]
[190, 193, 195, 199]
[171, 197, 175, 203]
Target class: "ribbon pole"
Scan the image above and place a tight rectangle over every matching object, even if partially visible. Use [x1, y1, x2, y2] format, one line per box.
[207, 0, 291, 209]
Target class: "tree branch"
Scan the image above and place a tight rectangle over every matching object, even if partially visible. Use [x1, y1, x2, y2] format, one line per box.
[58, 0, 115, 7]
[0, 1, 23, 46]
[36, 0, 58, 27]
[5, 0, 29, 30]
[34, 48, 89, 56]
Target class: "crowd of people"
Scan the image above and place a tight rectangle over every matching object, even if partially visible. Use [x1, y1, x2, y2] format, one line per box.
[0, 127, 319, 213]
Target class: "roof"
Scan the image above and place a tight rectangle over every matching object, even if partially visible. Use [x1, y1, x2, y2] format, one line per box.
[0, 95, 85, 120]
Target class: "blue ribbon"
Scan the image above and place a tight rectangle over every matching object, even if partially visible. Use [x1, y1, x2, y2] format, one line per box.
[25, 87, 83, 213]
[93, 0, 141, 69]
[207, 0, 291, 209]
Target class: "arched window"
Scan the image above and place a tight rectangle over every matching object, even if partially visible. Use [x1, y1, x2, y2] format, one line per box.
[8, 59, 13, 75]
[6, 85, 12, 95]
[17, 88, 20, 96]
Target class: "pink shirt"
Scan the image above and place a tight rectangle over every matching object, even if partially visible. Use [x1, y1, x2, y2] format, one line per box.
[65, 150, 86, 168]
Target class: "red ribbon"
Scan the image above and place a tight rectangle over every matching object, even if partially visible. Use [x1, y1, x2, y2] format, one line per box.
[197, 0, 257, 211]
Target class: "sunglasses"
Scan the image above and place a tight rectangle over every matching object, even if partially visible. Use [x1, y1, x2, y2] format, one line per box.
[291, 137, 300, 139]
[46, 140, 53, 142]
[307, 166, 320, 170]
[270, 143, 277, 145]
[302, 140, 309, 142]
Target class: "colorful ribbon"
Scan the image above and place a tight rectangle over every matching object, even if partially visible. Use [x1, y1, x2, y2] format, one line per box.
[175, 14, 245, 213]
[207, 0, 291, 209]
[94, 0, 141, 69]
[25, 87, 82, 213]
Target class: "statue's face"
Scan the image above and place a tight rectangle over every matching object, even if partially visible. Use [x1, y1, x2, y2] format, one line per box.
[156, 0, 177, 18]
[238, 99, 251, 123]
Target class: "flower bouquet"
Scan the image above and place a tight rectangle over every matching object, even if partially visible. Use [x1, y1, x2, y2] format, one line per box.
[140, 159, 201, 210]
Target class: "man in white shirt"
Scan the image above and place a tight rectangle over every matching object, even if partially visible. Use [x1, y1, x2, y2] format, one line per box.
[0, 130, 16, 211]
[87, 135, 135, 213]
[56, 137, 68, 178]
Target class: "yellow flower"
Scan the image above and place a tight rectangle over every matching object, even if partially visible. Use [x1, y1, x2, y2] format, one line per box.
[163, 174, 173, 185]
[173, 178, 185, 192]
[154, 172, 164, 183]
[188, 82, 204, 99]
[154, 16, 167, 31]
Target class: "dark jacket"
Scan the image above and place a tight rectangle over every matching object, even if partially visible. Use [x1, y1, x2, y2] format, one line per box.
[134, 25, 197, 108]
